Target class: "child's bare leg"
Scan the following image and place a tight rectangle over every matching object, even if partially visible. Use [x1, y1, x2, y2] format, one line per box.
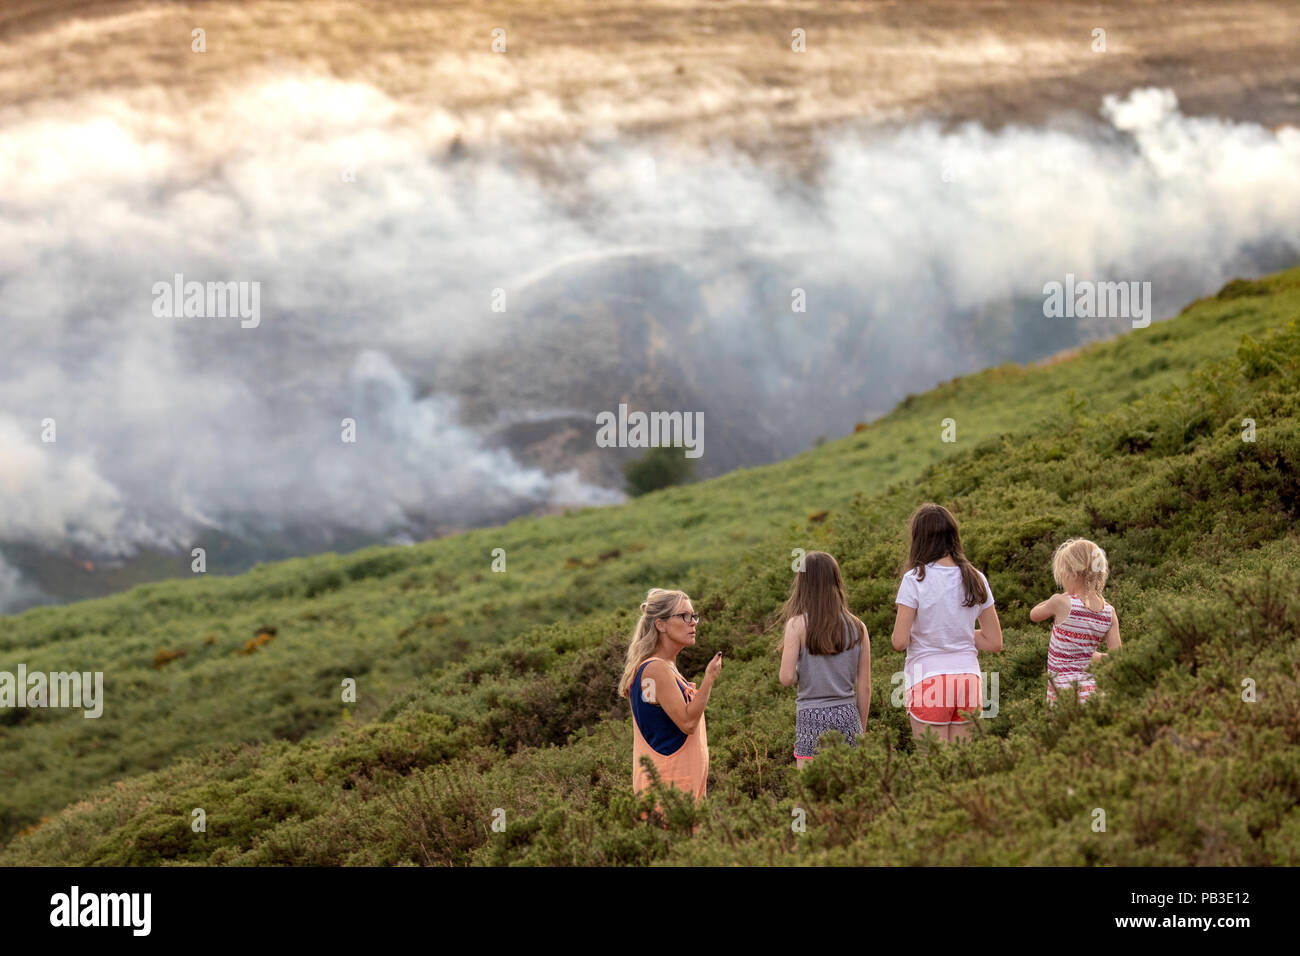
[948, 720, 973, 743]
[910, 715, 949, 744]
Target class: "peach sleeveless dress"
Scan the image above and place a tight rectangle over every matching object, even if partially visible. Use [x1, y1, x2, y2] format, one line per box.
[629, 657, 708, 800]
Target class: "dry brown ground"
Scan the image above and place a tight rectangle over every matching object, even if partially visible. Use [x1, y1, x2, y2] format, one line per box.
[1, 0, 1297, 164]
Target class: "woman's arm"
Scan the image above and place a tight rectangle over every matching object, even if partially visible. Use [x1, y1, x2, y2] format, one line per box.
[1030, 593, 1068, 623]
[644, 656, 721, 735]
[974, 605, 1003, 652]
[779, 617, 802, 687]
[855, 623, 872, 732]
[891, 604, 916, 652]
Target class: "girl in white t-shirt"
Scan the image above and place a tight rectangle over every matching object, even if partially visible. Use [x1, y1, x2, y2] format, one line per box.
[890, 503, 1002, 744]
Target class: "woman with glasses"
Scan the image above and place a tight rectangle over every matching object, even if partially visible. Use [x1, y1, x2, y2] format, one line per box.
[617, 588, 722, 804]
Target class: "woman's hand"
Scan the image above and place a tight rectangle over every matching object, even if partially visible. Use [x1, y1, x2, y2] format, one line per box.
[705, 652, 723, 683]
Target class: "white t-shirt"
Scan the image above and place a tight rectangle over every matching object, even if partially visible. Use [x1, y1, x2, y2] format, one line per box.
[895, 562, 995, 690]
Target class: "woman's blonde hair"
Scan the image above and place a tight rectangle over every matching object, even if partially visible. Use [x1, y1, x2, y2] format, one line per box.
[1052, 538, 1108, 595]
[617, 588, 690, 699]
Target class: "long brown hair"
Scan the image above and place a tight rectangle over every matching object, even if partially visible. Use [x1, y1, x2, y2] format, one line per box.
[780, 551, 865, 655]
[903, 503, 988, 608]
[617, 587, 690, 698]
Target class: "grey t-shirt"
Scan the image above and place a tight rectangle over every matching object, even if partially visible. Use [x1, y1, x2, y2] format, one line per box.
[796, 614, 862, 711]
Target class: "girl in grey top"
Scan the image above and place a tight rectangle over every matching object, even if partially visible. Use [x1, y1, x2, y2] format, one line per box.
[778, 551, 872, 763]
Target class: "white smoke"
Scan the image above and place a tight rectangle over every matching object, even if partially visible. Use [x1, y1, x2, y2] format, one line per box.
[0, 551, 44, 613]
[1, 75, 1298, 611]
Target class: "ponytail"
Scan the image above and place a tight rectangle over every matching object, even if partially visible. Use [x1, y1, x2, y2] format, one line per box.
[955, 555, 989, 608]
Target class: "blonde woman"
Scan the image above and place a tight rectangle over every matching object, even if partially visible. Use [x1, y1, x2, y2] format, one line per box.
[1031, 538, 1121, 704]
[617, 588, 721, 802]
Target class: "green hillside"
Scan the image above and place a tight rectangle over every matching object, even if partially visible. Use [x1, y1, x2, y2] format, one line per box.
[2, 268, 1298, 864]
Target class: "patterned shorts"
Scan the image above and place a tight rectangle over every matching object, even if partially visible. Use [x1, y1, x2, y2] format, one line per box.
[1047, 672, 1097, 705]
[794, 702, 862, 758]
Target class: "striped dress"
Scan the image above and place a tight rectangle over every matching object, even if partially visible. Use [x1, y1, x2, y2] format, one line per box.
[1046, 594, 1113, 704]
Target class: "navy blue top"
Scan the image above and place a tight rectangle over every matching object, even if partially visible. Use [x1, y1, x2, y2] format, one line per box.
[630, 659, 690, 756]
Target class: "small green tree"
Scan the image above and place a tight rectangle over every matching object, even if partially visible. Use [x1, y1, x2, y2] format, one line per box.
[623, 445, 695, 497]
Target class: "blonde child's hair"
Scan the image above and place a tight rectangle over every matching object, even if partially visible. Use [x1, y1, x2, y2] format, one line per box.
[1051, 538, 1108, 595]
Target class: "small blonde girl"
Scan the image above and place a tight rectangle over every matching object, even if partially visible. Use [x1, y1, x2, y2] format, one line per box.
[1030, 538, 1121, 704]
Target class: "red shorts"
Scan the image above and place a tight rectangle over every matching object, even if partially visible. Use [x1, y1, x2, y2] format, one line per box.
[907, 673, 982, 725]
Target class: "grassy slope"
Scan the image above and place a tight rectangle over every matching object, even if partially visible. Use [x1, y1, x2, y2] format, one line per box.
[2, 269, 1298, 863]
